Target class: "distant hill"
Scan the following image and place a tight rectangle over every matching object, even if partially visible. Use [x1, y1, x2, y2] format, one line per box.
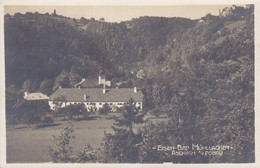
[5, 5, 254, 101]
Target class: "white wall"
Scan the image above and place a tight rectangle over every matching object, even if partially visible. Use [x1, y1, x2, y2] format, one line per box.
[49, 101, 143, 111]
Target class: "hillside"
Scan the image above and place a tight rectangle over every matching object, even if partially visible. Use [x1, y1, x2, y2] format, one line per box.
[5, 6, 253, 90]
[5, 5, 254, 162]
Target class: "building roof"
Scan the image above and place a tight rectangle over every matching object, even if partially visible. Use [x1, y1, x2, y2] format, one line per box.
[25, 92, 49, 100]
[49, 88, 143, 102]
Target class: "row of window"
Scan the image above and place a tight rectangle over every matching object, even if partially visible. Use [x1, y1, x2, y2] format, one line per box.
[67, 102, 82, 105]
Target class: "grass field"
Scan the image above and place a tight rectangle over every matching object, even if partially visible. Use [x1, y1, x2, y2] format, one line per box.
[6, 112, 162, 163]
[6, 113, 117, 163]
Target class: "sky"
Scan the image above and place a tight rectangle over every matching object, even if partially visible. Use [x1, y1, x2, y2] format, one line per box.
[3, 5, 245, 22]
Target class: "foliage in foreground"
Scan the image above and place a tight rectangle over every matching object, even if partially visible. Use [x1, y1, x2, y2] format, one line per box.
[48, 81, 254, 163]
[48, 122, 98, 163]
[48, 122, 75, 162]
[102, 99, 145, 163]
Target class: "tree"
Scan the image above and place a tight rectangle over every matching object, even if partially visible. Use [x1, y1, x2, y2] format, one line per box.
[22, 80, 31, 92]
[99, 18, 105, 22]
[6, 85, 21, 129]
[69, 66, 81, 88]
[98, 103, 111, 118]
[198, 57, 254, 163]
[22, 80, 38, 93]
[13, 100, 49, 127]
[52, 96, 66, 119]
[137, 120, 210, 163]
[150, 106, 162, 118]
[76, 103, 87, 119]
[48, 122, 74, 162]
[73, 145, 98, 163]
[49, 122, 98, 163]
[64, 103, 86, 120]
[42, 116, 54, 125]
[40, 79, 54, 95]
[103, 99, 145, 162]
[53, 70, 70, 91]
[114, 99, 145, 133]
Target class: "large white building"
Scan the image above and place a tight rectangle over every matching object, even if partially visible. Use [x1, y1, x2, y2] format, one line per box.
[49, 87, 143, 111]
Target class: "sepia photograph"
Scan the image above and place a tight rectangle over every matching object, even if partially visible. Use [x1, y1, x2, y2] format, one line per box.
[0, 0, 258, 167]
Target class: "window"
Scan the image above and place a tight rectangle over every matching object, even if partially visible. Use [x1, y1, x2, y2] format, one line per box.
[110, 103, 113, 105]
[99, 103, 102, 105]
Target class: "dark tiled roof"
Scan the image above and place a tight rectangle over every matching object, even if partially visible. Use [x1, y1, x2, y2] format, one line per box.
[49, 88, 143, 102]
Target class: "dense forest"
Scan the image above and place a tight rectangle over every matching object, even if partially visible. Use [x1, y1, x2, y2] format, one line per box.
[5, 5, 254, 163]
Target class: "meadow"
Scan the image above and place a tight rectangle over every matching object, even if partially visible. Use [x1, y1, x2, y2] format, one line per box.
[6, 113, 116, 163]
[6, 112, 159, 163]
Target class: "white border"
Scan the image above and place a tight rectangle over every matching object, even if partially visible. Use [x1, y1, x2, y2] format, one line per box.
[0, 0, 259, 168]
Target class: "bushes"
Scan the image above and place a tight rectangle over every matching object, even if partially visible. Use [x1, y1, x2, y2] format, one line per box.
[48, 122, 99, 163]
[98, 103, 111, 118]
[56, 103, 87, 120]
[48, 122, 75, 162]
[11, 100, 50, 127]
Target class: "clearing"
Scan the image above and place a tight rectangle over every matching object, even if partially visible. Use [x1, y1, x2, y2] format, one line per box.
[6, 112, 162, 163]
[6, 113, 115, 163]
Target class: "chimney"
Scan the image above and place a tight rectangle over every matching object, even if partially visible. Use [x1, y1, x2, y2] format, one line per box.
[59, 86, 62, 89]
[98, 75, 101, 85]
[78, 86, 81, 89]
[84, 94, 87, 100]
[103, 84, 106, 94]
[116, 86, 118, 89]
[134, 87, 137, 93]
